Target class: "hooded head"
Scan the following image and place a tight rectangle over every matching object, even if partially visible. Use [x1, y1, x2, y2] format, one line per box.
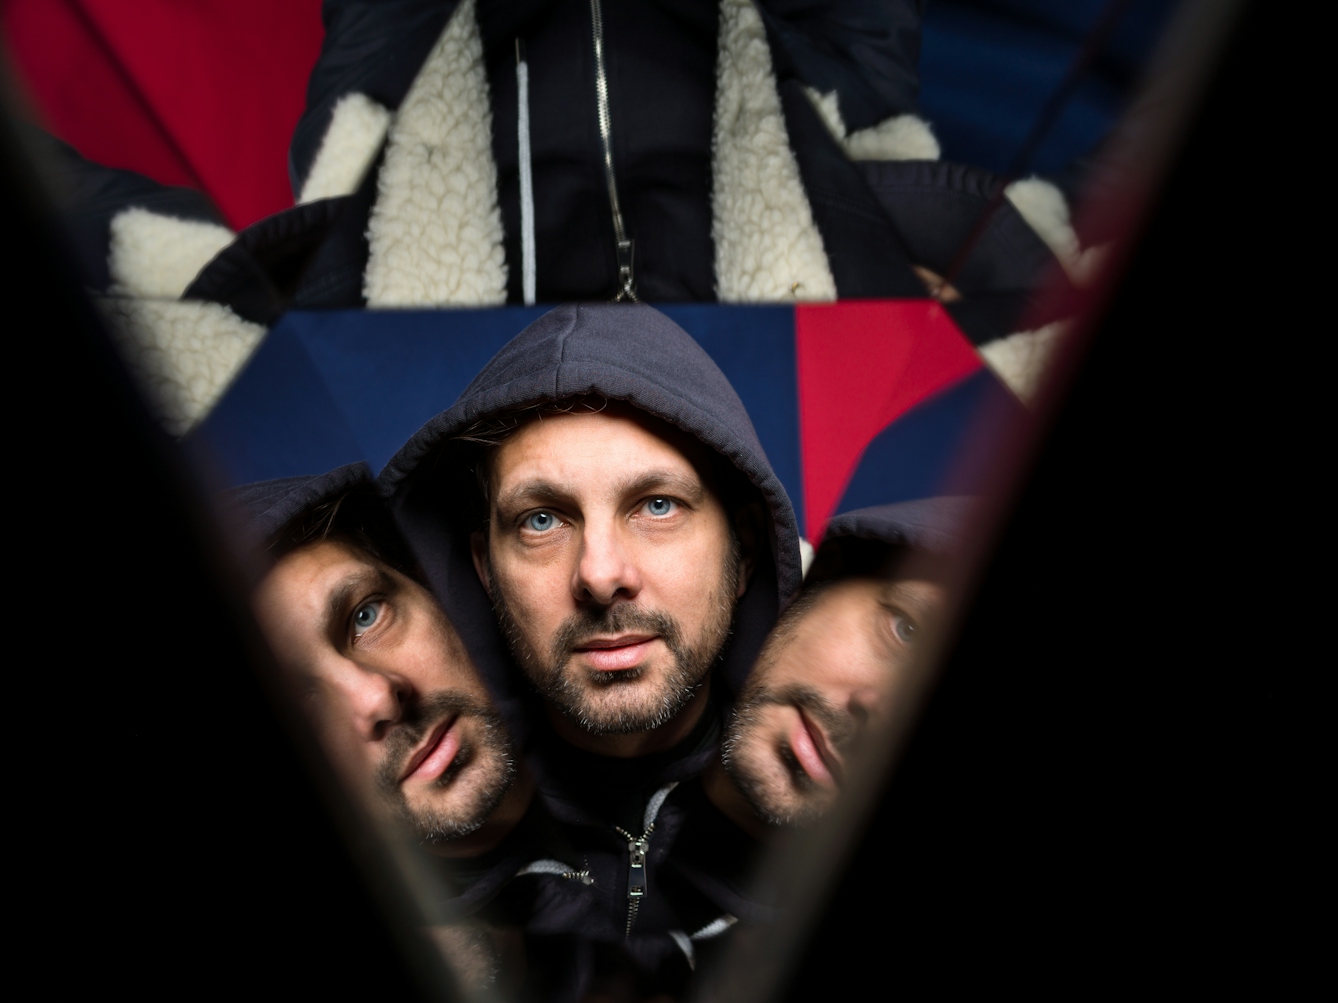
[228, 463, 378, 556]
[226, 465, 525, 854]
[378, 304, 802, 750]
[717, 496, 972, 829]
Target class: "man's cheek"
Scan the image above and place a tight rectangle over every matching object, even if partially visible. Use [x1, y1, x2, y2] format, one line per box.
[498, 558, 559, 613]
[644, 551, 719, 611]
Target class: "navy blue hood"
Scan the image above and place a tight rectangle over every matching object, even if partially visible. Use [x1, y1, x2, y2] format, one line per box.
[810, 496, 976, 585]
[823, 496, 975, 556]
[378, 303, 802, 699]
[225, 462, 375, 553]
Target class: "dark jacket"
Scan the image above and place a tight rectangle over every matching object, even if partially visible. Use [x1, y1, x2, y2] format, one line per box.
[376, 302, 802, 973]
[60, 0, 1071, 355]
[184, 0, 1075, 332]
[17, 123, 226, 294]
[44, 0, 1073, 362]
[273, 0, 930, 307]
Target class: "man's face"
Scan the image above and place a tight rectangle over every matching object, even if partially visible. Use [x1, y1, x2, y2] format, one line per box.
[475, 408, 746, 736]
[254, 540, 514, 844]
[723, 571, 944, 826]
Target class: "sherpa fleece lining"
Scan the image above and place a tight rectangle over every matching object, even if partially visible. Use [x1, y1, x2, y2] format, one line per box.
[804, 87, 941, 162]
[344, 0, 977, 305]
[712, 0, 837, 303]
[299, 93, 392, 204]
[1003, 179, 1095, 284]
[99, 296, 265, 437]
[109, 208, 234, 299]
[363, 0, 507, 307]
[980, 321, 1069, 405]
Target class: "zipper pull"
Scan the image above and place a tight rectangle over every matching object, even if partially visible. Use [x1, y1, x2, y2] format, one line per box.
[626, 835, 648, 900]
[615, 822, 655, 937]
[614, 238, 637, 302]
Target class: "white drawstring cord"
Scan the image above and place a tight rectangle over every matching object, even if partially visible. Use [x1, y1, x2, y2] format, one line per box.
[516, 39, 536, 305]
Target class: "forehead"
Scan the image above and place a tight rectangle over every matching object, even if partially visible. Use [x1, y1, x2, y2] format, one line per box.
[260, 539, 382, 616]
[492, 409, 705, 489]
[879, 576, 946, 617]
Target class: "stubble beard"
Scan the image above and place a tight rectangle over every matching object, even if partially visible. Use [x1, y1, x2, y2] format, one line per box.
[374, 692, 517, 845]
[721, 682, 853, 828]
[492, 545, 740, 736]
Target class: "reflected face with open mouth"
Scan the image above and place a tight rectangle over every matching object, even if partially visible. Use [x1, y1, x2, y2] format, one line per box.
[254, 540, 515, 844]
[723, 574, 944, 827]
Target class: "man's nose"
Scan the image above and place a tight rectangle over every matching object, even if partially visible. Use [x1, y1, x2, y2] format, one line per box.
[342, 667, 409, 741]
[846, 686, 890, 729]
[573, 521, 642, 605]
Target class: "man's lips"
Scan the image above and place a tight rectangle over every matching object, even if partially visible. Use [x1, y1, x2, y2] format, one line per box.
[399, 716, 461, 784]
[571, 633, 660, 671]
[789, 707, 841, 787]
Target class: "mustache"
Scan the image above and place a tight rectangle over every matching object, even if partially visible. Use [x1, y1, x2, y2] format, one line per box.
[374, 691, 506, 793]
[548, 604, 684, 668]
[730, 683, 856, 751]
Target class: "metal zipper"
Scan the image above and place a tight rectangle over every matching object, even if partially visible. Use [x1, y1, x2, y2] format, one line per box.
[614, 821, 656, 937]
[588, 0, 637, 301]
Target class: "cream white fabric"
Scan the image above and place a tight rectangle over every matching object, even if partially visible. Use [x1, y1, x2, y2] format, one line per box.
[100, 297, 265, 437]
[299, 92, 392, 203]
[980, 321, 1069, 406]
[109, 208, 234, 299]
[712, 0, 837, 303]
[363, 0, 508, 306]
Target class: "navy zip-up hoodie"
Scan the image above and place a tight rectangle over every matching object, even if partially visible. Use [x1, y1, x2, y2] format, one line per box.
[377, 303, 802, 974]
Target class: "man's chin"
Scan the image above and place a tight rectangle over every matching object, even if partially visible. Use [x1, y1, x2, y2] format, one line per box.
[725, 746, 834, 828]
[552, 670, 698, 735]
[398, 753, 516, 844]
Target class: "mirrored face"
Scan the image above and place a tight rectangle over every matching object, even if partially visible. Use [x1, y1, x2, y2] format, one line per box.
[723, 573, 945, 826]
[477, 408, 745, 736]
[254, 539, 515, 844]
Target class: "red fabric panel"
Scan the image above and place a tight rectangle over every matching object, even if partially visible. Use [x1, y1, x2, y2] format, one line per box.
[796, 300, 982, 542]
[1, 0, 324, 230]
[1, 0, 198, 189]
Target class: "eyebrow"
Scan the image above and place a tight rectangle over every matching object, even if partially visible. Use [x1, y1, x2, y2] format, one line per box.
[495, 469, 706, 514]
[323, 564, 397, 636]
[618, 470, 707, 504]
[881, 580, 938, 619]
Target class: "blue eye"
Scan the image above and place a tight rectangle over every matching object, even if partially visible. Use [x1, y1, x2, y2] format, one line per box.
[645, 497, 675, 516]
[525, 511, 558, 532]
[352, 601, 381, 636]
[892, 614, 917, 643]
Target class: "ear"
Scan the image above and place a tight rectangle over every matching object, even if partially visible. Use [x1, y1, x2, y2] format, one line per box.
[470, 527, 492, 597]
[732, 502, 765, 599]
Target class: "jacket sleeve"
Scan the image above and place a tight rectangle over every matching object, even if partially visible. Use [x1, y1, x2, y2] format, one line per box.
[19, 123, 225, 292]
[289, 0, 459, 198]
[757, 0, 925, 129]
